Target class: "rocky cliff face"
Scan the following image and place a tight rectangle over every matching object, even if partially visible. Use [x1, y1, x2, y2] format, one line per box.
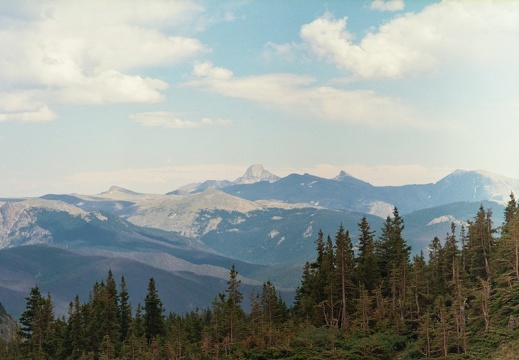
[233, 164, 280, 184]
[0, 304, 17, 341]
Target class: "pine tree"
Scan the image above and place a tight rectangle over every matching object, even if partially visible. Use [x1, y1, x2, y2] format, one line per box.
[428, 236, 446, 296]
[66, 295, 86, 360]
[334, 225, 355, 331]
[143, 278, 165, 343]
[466, 205, 494, 282]
[376, 208, 410, 330]
[102, 271, 120, 351]
[496, 193, 519, 283]
[293, 230, 331, 326]
[118, 275, 132, 343]
[356, 216, 380, 292]
[19, 286, 55, 358]
[19, 285, 44, 341]
[408, 252, 430, 322]
[225, 264, 244, 347]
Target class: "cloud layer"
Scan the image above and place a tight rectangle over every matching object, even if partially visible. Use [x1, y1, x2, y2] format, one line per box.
[0, 0, 206, 121]
[301, 2, 519, 79]
[188, 62, 421, 127]
[132, 112, 232, 129]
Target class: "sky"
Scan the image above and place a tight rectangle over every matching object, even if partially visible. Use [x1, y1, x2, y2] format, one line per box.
[1, 0, 519, 197]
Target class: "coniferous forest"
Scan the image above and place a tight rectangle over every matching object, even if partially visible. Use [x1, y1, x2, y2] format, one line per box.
[3, 195, 519, 359]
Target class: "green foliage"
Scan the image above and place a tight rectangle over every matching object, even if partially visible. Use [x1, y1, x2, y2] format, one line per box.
[143, 277, 166, 342]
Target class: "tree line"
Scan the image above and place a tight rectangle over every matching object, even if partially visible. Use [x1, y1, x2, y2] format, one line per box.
[2, 195, 519, 359]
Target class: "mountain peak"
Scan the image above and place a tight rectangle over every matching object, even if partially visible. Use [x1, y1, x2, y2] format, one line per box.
[101, 186, 141, 195]
[333, 170, 353, 181]
[233, 164, 280, 185]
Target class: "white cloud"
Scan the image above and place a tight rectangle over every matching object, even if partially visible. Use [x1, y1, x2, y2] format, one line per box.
[0, 0, 206, 121]
[370, 0, 404, 12]
[301, 2, 519, 79]
[195, 10, 237, 32]
[0, 106, 57, 123]
[263, 41, 304, 62]
[132, 111, 232, 129]
[0, 92, 57, 122]
[188, 62, 423, 127]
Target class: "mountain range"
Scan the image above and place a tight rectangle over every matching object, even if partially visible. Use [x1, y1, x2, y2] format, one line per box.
[0, 165, 515, 318]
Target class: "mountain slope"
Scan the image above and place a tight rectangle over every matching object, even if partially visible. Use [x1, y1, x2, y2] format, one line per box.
[0, 301, 16, 341]
[0, 244, 276, 319]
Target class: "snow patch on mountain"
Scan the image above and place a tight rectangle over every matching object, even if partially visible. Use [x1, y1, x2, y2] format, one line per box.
[427, 215, 464, 226]
[303, 225, 313, 238]
[269, 230, 279, 238]
[367, 201, 395, 218]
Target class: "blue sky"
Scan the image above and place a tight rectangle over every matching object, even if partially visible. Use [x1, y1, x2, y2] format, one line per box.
[1, 0, 518, 197]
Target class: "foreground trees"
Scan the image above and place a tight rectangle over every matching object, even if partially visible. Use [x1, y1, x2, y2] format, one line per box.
[5, 200, 519, 359]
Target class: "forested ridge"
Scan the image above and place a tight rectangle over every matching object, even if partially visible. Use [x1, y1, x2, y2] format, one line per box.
[2, 195, 519, 359]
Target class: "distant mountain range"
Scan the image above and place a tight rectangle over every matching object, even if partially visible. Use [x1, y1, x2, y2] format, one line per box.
[169, 164, 279, 195]
[0, 164, 515, 318]
[221, 167, 519, 216]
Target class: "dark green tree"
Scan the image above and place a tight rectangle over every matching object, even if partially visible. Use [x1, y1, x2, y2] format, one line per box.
[118, 275, 132, 343]
[225, 264, 244, 347]
[143, 277, 165, 342]
[376, 207, 410, 330]
[334, 225, 355, 331]
[19, 286, 55, 358]
[356, 216, 380, 292]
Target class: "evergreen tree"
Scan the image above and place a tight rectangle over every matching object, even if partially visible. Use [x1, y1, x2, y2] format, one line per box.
[102, 271, 120, 351]
[319, 234, 337, 328]
[376, 208, 410, 330]
[408, 252, 430, 322]
[225, 264, 244, 347]
[334, 225, 355, 331]
[19, 286, 55, 358]
[66, 295, 86, 360]
[466, 205, 494, 282]
[356, 216, 380, 292]
[143, 278, 165, 342]
[118, 275, 132, 343]
[496, 193, 519, 283]
[19, 285, 44, 341]
[428, 236, 446, 296]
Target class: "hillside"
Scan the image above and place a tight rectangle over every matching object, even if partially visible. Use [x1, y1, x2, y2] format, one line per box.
[0, 245, 284, 319]
[0, 302, 16, 341]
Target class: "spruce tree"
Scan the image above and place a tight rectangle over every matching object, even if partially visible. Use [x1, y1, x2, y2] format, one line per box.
[334, 225, 355, 331]
[118, 275, 132, 343]
[376, 207, 410, 330]
[19, 286, 55, 358]
[356, 216, 379, 292]
[225, 264, 244, 346]
[143, 278, 165, 342]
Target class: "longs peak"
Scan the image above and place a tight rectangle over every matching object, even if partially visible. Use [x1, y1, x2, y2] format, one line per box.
[233, 164, 280, 185]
